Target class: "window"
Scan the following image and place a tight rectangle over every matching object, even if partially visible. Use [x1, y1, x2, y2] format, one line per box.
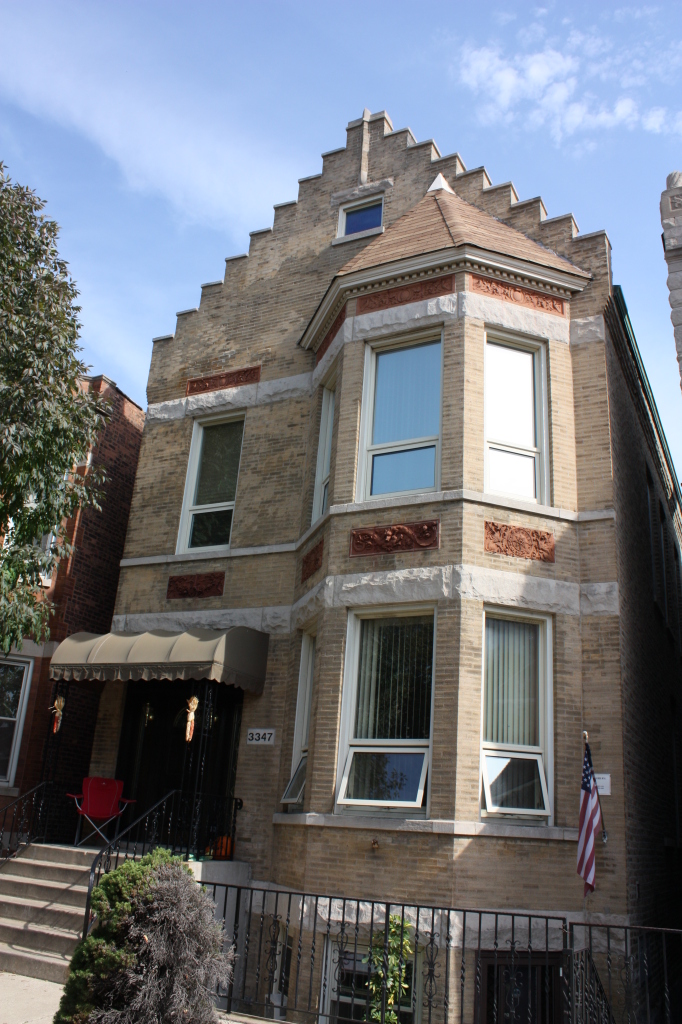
[312, 387, 335, 522]
[337, 613, 434, 809]
[177, 418, 244, 552]
[481, 613, 552, 819]
[359, 338, 442, 500]
[0, 659, 32, 785]
[484, 338, 546, 502]
[282, 635, 315, 806]
[339, 199, 383, 237]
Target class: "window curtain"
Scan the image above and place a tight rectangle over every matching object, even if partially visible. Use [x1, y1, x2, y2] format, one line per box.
[484, 618, 539, 747]
[354, 617, 433, 740]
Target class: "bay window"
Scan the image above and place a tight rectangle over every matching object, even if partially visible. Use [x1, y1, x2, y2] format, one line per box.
[282, 635, 315, 806]
[337, 613, 434, 810]
[359, 337, 442, 500]
[481, 612, 552, 820]
[484, 337, 546, 503]
[177, 417, 244, 553]
[312, 388, 335, 522]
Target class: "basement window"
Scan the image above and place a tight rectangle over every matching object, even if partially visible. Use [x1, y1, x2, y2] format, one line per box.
[177, 417, 244, 553]
[338, 199, 383, 237]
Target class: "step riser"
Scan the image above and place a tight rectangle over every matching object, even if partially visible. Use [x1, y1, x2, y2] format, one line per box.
[21, 844, 100, 867]
[7, 860, 92, 885]
[0, 921, 78, 955]
[0, 876, 87, 907]
[0, 899, 84, 930]
[0, 947, 69, 984]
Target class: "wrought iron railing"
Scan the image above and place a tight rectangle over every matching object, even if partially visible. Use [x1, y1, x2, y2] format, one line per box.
[82, 790, 242, 939]
[0, 781, 51, 860]
[193, 885, 682, 1024]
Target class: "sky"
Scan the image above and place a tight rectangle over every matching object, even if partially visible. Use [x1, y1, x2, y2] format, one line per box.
[1, 1, 681, 473]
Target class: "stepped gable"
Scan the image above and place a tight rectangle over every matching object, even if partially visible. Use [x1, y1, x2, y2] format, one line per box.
[338, 185, 590, 279]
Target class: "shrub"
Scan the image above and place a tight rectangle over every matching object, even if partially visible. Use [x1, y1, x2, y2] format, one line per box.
[55, 849, 233, 1024]
[363, 913, 413, 1024]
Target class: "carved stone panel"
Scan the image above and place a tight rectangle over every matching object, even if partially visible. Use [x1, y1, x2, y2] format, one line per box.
[301, 539, 324, 583]
[350, 520, 440, 556]
[315, 305, 347, 366]
[470, 273, 565, 317]
[186, 364, 261, 396]
[167, 572, 225, 600]
[484, 521, 555, 562]
[356, 275, 454, 315]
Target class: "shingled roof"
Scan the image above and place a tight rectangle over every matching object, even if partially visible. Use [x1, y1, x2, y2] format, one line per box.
[338, 186, 589, 279]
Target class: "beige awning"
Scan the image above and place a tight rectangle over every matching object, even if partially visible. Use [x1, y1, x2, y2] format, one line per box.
[49, 627, 269, 694]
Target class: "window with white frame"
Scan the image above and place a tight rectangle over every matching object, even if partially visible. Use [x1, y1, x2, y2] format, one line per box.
[337, 613, 434, 809]
[312, 388, 335, 522]
[484, 337, 545, 503]
[359, 338, 442, 500]
[480, 613, 552, 819]
[338, 198, 383, 237]
[282, 635, 315, 806]
[0, 659, 32, 785]
[178, 417, 244, 552]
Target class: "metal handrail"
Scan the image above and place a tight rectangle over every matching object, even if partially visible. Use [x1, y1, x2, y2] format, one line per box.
[0, 780, 51, 860]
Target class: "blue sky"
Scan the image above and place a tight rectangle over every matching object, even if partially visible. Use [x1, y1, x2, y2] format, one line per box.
[1, 1, 681, 473]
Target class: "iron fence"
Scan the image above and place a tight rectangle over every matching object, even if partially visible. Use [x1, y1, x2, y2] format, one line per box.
[195, 885, 682, 1024]
[0, 781, 51, 860]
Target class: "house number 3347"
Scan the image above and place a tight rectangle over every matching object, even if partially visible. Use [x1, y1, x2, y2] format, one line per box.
[247, 729, 275, 745]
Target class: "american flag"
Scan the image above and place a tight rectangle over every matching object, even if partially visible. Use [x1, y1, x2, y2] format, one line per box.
[577, 742, 601, 897]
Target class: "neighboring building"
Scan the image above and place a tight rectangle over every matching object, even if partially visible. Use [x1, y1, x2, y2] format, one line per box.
[0, 375, 144, 814]
[661, 170, 682, 390]
[52, 110, 682, 932]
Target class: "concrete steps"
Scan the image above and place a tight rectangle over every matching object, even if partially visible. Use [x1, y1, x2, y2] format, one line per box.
[0, 843, 96, 984]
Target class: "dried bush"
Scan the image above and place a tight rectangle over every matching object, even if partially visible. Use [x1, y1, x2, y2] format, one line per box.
[55, 849, 233, 1024]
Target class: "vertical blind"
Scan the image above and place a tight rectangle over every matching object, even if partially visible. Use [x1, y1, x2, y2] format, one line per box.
[484, 617, 539, 747]
[372, 342, 441, 445]
[354, 616, 433, 740]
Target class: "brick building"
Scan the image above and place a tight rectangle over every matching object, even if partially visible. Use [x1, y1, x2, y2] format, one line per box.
[51, 110, 682, 938]
[0, 375, 144, 812]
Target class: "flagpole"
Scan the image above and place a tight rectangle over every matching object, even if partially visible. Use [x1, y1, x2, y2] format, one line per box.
[583, 731, 608, 844]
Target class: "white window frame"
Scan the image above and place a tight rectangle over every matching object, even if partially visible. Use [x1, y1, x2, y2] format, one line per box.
[479, 607, 553, 824]
[312, 387, 335, 523]
[337, 196, 384, 238]
[356, 331, 443, 503]
[483, 332, 549, 505]
[0, 657, 33, 787]
[282, 634, 316, 805]
[335, 605, 436, 813]
[176, 413, 245, 555]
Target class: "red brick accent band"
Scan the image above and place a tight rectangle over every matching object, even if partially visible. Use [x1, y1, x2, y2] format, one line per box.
[315, 305, 347, 366]
[484, 521, 555, 562]
[186, 365, 261, 396]
[356, 275, 454, 315]
[350, 519, 440, 557]
[301, 539, 324, 582]
[167, 572, 225, 599]
[470, 274, 565, 316]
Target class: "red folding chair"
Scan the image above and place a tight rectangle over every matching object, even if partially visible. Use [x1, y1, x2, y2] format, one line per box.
[67, 777, 135, 846]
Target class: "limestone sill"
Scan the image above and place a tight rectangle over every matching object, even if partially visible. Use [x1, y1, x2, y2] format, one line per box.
[273, 812, 578, 842]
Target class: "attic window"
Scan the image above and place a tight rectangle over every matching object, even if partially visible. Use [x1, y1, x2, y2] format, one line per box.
[339, 199, 383, 237]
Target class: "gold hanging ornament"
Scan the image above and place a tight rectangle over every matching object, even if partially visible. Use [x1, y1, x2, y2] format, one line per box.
[50, 695, 65, 734]
[186, 696, 199, 742]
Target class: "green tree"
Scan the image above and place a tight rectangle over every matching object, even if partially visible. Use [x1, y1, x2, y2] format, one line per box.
[0, 162, 106, 654]
[363, 914, 414, 1024]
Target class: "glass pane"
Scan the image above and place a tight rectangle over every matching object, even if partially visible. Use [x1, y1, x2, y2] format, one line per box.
[322, 391, 335, 480]
[189, 509, 233, 548]
[486, 754, 544, 810]
[371, 446, 436, 496]
[0, 663, 24, 719]
[484, 618, 539, 746]
[373, 342, 441, 444]
[488, 448, 536, 498]
[0, 719, 16, 778]
[345, 202, 382, 235]
[485, 343, 536, 448]
[282, 755, 307, 802]
[355, 617, 433, 740]
[346, 750, 425, 803]
[300, 638, 315, 751]
[194, 421, 244, 506]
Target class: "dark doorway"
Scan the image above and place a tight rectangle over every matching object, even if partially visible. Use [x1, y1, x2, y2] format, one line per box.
[116, 679, 243, 828]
